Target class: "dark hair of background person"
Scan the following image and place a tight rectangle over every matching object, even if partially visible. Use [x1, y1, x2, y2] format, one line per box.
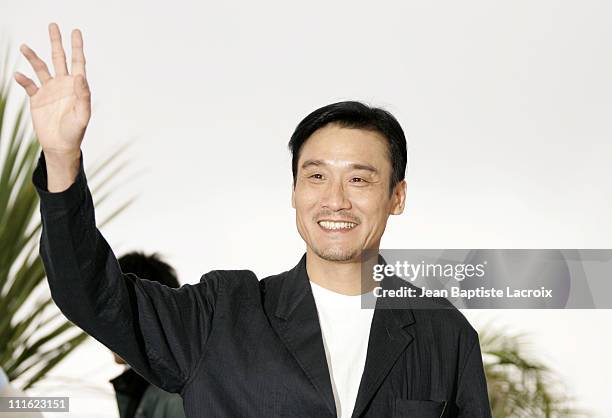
[288, 101, 408, 195]
[118, 252, 180, 288]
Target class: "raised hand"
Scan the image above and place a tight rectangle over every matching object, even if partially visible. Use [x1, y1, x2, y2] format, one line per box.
[15, 22, 91, 158]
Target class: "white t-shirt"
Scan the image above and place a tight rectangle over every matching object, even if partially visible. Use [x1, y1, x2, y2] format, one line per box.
[310, 281, 376, 418]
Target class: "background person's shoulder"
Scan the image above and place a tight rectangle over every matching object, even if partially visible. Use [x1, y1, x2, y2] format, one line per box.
[140, 384, 186, 418]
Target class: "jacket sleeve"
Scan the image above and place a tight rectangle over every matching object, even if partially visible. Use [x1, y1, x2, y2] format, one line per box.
[32, 149, 218, 394]
[455, 333, 492, 418]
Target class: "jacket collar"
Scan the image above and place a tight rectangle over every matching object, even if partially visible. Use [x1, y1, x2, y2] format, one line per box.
[351, 267, 417, 418]
[267, 253, 417, 418]
[268, 253, 337, 416]
[273, 253, 310, 320]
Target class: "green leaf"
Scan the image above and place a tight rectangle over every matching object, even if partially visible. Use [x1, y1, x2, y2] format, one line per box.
[22, 332, 90, 390]
[480, 325, 588, 417]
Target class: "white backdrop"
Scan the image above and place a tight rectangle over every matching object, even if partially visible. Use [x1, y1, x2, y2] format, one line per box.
[1, 0, 611, 416]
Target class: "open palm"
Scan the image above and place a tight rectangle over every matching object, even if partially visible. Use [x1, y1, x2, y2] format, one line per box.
[14, 23, 90, 155]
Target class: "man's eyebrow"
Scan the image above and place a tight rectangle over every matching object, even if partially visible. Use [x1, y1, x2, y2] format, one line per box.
[301, 159, 325, 169]
[349, 163, 378, 173]
[300, 159, 378, 173]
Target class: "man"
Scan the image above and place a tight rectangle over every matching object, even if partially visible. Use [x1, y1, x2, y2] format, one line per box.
[16, 23, 492, 417]
[110, 252, 187, 418]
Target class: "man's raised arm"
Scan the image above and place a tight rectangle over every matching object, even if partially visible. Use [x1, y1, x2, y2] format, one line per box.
[16, 23, 216, 393]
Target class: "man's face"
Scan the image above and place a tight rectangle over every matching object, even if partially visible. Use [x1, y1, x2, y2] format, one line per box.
[291, 124, 406, 262]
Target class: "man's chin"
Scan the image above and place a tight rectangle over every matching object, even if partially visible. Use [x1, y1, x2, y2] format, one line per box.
[312, 246, 361, 262]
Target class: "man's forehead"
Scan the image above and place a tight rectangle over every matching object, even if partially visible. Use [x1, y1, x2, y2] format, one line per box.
[297, 127, 390, 171]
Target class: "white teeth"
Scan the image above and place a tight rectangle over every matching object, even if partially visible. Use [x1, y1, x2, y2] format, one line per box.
[318, 221, 357, 230]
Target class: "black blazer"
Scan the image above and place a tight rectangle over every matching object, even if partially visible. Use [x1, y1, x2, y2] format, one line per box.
[33, 151, 492, 418]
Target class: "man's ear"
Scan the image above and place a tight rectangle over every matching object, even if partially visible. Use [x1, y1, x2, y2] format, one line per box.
[390, 179, 407, 215]
[291, 184, 296, 209]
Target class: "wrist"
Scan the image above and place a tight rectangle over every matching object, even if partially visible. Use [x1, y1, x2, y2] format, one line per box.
[43, 148, 82, 193]
[43, 148, 81, 167]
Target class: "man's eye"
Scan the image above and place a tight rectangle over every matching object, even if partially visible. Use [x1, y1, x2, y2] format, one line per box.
[309, 174, 324, 180]
[350, 177, 366, 183]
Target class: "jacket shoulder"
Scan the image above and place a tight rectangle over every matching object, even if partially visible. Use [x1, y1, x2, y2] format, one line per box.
[408, 293, 479, 345]
[384, 275, 477, 337]
[199, 268, 259, 283]
[259, 269, 288, 287]
[198, 269, 260, 299]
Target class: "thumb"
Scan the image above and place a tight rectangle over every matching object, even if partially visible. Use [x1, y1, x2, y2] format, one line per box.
[74, 75, 91, 125]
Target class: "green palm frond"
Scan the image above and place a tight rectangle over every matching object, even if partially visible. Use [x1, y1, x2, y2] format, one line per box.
[0, 49, 135, 390]
[480, 326, 590, 418]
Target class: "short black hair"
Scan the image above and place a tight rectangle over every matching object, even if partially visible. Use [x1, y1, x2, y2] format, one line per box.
[118, 251, 180, 288]
[288, 101, 407, 195]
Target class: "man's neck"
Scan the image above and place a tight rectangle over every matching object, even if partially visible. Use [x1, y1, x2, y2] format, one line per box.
[306, 249, 378, 296]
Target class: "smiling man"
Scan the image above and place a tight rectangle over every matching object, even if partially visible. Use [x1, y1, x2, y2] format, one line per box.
[17, 23, 492, 418]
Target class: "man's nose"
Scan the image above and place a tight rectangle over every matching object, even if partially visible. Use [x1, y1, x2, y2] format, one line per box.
[321, 180, 351, 211]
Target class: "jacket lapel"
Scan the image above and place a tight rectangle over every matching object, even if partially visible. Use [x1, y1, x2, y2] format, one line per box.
[351, 274, 417, 418]
[268, 254, 337, 417]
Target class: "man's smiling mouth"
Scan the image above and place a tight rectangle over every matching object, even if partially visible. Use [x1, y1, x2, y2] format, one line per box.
[317, 220, 358, 231]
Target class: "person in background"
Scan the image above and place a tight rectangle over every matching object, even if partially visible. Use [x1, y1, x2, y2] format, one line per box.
[109, 252, 186, 418]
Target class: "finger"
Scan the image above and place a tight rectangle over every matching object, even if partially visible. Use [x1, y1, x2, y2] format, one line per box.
[14, 72, 39, 97]
[71, 29, 86, 77]
[74, 75, 91, 125]
[19, 44, 52, 84]
[48, 22, 68, 76]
